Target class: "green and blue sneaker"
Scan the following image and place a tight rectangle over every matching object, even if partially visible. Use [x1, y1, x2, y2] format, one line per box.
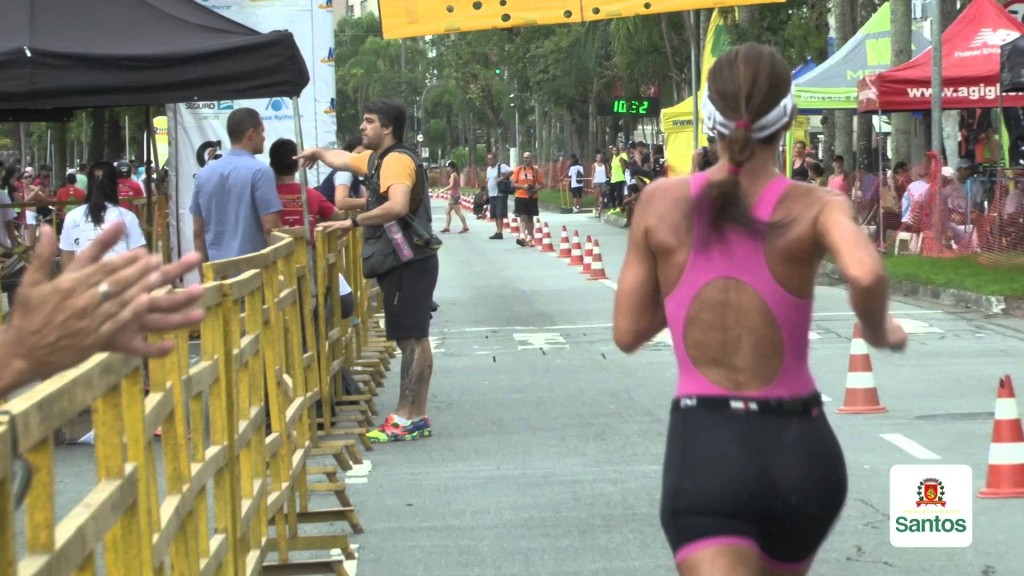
[366, 414, 433, 443]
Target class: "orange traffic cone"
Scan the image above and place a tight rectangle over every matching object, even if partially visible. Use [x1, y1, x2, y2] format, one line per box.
[539, 223, 554, 253]
[582, 235, 593, 275]
[510, 216, 521, 236]
[569, 230, 584, 266]
[534, 220, 544, 239]
[588, 239, 608, 280]
[557, 226, 571, 258]
[836, 323, 887, 414]
[979, 376, 1024, 498]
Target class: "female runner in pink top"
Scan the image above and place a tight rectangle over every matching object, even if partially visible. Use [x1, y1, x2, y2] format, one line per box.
[613, 43, 907, 576]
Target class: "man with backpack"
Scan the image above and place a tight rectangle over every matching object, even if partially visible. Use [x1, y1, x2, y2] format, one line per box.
[296, 99, 439, 444]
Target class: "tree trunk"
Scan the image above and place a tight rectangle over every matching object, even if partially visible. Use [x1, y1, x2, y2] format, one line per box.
[854, 0, 876, 172]
[833, 0, 857, 171]
[88, 109, 105, 163]
[53, 122, 68, 178]
[890, 0, 913, 165]
[660, 14, 682, 102]
[699, 9, 711, 51]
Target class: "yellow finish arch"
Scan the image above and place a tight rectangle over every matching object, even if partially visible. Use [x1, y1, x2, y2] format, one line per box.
[379, 0, 784, 39]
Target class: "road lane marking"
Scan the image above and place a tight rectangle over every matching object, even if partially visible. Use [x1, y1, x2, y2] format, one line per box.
[512, 332, 569, 350]
[441, 323, 613, 333]
[821, 394, 832, 402]
[880, 433, 942, 460]
[893, 318, 944, 334]
[812, 311, 943, 316]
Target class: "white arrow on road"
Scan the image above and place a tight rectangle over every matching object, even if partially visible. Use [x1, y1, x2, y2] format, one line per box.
[513, 332, 569, 350]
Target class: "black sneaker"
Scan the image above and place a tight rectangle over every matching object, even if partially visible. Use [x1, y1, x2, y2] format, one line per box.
[489, 233, 503, 240]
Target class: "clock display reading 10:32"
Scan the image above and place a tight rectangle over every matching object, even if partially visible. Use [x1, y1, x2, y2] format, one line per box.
[607, 98, 661, 117]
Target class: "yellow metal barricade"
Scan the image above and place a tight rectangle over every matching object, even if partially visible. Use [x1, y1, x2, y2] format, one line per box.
[0, 222, 396, 575]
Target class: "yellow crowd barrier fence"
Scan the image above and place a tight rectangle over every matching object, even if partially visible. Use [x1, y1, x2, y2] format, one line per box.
[0, 225, 395, 575]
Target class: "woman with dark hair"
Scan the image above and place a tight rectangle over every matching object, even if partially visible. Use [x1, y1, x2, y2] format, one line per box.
[439, 160, 468, 233]
[59, 161, 146, 268]
[613, 43, 907, 576]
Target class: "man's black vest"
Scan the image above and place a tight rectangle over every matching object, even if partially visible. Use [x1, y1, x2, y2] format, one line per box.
[361, 144, 435, 278]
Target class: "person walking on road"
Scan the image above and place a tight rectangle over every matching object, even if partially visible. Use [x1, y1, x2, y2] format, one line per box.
[612, 43, 907, 576]
[485, 152, 512, 239]
[296, 98, 438, 443]
[439, 160, 469, 233]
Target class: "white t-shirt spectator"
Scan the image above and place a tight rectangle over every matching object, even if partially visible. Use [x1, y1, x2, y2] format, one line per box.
[486, 163, 512, 198]
[59, 203, 147, 257]
[568, 165, 585, 188]
[902, 180, 930, 222]
[0, 190, 16, 248]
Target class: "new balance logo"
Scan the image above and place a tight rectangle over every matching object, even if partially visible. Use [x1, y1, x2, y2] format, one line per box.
[969, 28, 1019, 48]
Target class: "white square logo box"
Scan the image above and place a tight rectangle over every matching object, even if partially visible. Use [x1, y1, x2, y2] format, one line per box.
[890, 464, 973, 548]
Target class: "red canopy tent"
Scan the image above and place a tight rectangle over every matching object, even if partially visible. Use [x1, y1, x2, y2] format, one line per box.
[857, 0, 1024, 112]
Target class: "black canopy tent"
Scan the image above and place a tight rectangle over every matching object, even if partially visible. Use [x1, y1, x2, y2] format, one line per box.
[0, 0, 309, 114]
[0, 0, 315, 269]
[1001, 36, 1024, 94]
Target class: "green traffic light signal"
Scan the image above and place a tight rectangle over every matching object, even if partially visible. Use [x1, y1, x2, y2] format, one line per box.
[495, 68, 502, 75]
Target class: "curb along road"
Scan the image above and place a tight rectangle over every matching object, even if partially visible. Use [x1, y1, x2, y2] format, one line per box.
[571, 204, 1021, 318]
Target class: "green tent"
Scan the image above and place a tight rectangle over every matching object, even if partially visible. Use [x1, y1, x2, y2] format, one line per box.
[794, 2, 930, 110]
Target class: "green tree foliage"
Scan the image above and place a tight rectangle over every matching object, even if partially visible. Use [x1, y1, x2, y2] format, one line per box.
[728, 0, 830, 64]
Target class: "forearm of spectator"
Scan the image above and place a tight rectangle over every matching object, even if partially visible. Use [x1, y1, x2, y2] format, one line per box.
[353, 185, 411, 225]
[262, 212, 282, 245]
[0, 328, 35, 396]
[192, 215, 208, 262]
[336, 197, 366, 212]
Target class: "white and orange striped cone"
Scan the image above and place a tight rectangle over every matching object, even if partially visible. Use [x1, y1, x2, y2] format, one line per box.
[539, 223, 554, 253]
[569, 230, 584, 266]
[979, 375, 1024, 498]
[534, 220, 544, 239]
[836, 323, 887, 414]
[582, 235, 593, 275]
[503, 217, 511, 231]
[588, 239, 608, 280]
[557, 226, 571, 258]
[510, 216, 521, 236]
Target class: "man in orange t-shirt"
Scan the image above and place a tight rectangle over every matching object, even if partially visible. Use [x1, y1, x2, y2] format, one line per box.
[511, 152, 543, 247]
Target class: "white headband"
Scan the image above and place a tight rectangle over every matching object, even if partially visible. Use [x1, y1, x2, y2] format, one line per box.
[702, 85, 796, 141]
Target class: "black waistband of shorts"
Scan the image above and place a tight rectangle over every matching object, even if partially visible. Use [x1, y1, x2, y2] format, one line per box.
[672, 392, 823, 415]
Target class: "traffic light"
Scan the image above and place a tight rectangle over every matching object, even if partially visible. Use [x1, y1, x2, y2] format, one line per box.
[494, 68, 502, 76]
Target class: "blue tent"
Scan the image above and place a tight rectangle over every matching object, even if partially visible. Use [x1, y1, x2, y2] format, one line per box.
[792, 57, 817, 80]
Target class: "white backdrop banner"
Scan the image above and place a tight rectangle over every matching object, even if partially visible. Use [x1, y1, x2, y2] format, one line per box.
[168, 0, 336, 285]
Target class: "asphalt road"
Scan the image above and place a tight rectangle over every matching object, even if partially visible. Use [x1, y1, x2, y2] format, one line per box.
[344, 199, 1024, 576]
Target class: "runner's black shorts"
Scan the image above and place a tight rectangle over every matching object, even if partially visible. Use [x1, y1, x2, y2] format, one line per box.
[514, 196, 539, 217]
[570, 186, 583, 199]
[376, 254, 439, 341]
[660, 392, 847, 569]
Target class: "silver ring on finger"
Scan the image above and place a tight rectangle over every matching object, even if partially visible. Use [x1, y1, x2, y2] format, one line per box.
[97, 281, 113, 302]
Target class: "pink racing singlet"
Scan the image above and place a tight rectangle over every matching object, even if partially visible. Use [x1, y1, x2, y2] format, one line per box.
[663, 171, 816, 400]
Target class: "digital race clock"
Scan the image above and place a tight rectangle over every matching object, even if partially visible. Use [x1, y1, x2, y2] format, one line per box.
[604, 98, 661, 117]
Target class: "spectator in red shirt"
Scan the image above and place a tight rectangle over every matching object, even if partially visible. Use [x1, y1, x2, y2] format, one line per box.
[115, 161, 145, 217]
[55, 172, 87, 221]
[268, 138, 344, 246]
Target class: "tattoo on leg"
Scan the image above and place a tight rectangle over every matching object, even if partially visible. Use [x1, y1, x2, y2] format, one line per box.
[397, 338, 432, 416]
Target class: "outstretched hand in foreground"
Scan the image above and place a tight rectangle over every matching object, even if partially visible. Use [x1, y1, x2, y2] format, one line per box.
[0, 223, 205, 396]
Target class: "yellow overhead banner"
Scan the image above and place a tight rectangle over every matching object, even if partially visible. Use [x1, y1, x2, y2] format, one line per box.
[379, 0, 783, 39]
